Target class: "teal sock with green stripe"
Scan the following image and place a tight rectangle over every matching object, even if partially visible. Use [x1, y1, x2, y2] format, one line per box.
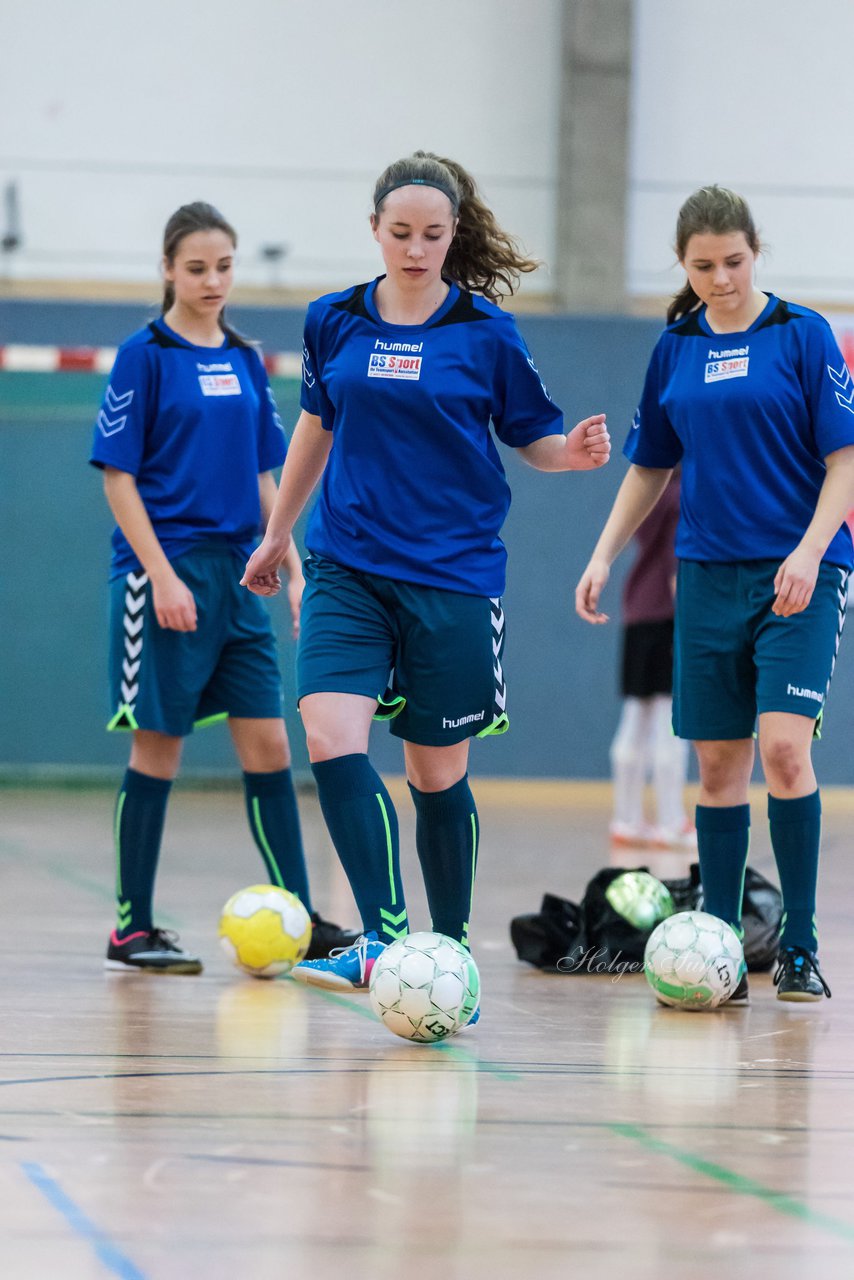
[310, 754, 408, 942]
[243, 769, 312, 914]
[408, 775, 479, 948]
[768, 790, 821, 952]
[695, 803, 751, 934]
[114, 768, 172, 937]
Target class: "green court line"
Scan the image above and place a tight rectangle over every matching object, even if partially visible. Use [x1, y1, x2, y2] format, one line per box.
[0, 840, 180, 927]
[611, 1122, 854, 1243]
[309, 988, 520, 1080]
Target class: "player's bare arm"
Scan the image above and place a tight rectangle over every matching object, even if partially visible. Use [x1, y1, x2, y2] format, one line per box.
[242, 412, 330, 595]
[517, 414, 610, 472]
[103, 466, 197, 631]
[773, 444, 854, 617]
[575, 465, 673, 623]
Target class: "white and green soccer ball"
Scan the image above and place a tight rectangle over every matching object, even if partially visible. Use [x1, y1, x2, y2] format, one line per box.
[644, 910, 745, 1010]
[219, 884, 312, 979]
[605, 870, 675, 931]
[369, 931, 480, 1043]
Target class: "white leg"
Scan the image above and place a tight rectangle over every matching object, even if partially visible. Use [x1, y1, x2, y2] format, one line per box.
[650, 694, 690, 837]
[609, 697, 655, 834]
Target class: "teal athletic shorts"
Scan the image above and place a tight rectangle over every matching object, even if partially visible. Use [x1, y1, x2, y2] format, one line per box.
[107, 543, 283, 736]
[673, 559, 849, 741]
[296, 554, 509, 747]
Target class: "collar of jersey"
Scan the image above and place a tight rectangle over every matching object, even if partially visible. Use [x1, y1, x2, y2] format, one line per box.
[696, 292, 777, 339]
[153, 316, 233, 352]
[363, 276, 460, 332]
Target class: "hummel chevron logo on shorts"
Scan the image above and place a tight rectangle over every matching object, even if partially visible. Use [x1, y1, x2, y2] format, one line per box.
[120, 571, 147, 712]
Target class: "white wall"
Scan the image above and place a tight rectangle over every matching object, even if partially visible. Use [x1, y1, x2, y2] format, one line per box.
[4, 0, 854, 307]
[0, 0, 563, 293]
[629, 0, 854, 305]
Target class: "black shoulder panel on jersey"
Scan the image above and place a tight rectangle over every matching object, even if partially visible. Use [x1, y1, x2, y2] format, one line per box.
[331, 283, 372, 319]
[669, 312, 706, 338]
[221, 325, 253, 349]
[755, 299, 792, 331]
[146, 321, 184, 349]
[431, 291, 491, 329]
[145, 320, 249, 350]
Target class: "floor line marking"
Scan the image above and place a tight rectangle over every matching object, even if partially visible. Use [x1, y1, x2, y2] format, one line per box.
[309, 989, 521, 1080]
[21, 1161, 150, 1279]
[610, 1123, 854, 1244]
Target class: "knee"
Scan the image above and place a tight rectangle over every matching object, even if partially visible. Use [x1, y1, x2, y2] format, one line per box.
[610, 736, 644, 771]
[234, 721, 290, 772]
[696, 745, 747, 799]
[304, 723, 355, 764]
[407, 762, 467, 793]
[761, 737, 809, 792]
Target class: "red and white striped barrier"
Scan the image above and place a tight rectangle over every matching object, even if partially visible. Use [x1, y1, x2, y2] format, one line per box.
[0, 345, 302, 377]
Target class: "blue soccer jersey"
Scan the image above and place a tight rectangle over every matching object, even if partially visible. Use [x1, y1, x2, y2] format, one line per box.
[624, 295, 854, 568]
[90, 319, 287, 576]
[299, 277, 564, 596]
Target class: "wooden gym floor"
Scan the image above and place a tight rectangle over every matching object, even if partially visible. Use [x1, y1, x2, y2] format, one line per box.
[2, 778, 854, 1280]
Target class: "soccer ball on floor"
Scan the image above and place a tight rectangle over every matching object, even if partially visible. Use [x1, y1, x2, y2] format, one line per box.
[369, 931, 480, 1043]
[644, 910, 745, 1010]
[605, 870, 675, 931]
[219, 885, 312, 979]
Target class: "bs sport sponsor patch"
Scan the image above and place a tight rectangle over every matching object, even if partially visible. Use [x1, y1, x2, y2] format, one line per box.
[367, 352, 423, 381]
[197, 362, 242, 396]
[704, 346, 749, 384]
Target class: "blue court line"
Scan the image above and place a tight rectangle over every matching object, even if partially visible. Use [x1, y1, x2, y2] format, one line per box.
[186, 1152, 370, 1172]
[21, 1162, 149, 1279]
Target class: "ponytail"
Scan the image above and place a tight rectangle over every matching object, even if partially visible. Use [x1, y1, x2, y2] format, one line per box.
[161, 201, 238, 331]
[373, 150, 539, 302]
[668, 185, 762, 325]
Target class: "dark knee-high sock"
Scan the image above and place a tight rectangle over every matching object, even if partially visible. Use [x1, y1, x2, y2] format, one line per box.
[769, 790, 821, 952]
[310, 754, 408, 942]
[409, 775, 479, 948]
[695, 803, 751, 935]
[243, 768, 313, 914]
[114, 767, 172, 937]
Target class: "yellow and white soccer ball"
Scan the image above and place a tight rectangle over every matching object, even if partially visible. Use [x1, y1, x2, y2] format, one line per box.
[219, 885, 312, 979]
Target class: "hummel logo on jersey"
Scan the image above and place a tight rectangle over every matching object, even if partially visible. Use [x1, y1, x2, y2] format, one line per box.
[787, 683, 823, 704]
[302, 344, 316, 389]
[527, 355, 551, 400]
[197, 362, 234, 373]
[705, 346, 749, 383]
[827, 361, 854, 415]
[368, 351, 422, 380]
[374, 339, 423, 353]
[98, 384, 134, 436]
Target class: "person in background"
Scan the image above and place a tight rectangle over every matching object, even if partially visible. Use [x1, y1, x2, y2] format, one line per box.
[90, 201, 357, 973]
[609, 472, 693, 851]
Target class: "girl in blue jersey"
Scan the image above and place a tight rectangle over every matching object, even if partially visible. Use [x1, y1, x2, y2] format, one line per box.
[576, 186, 854, 1002]
[242, 151, 610, 996]
[90, 202, 357, 973]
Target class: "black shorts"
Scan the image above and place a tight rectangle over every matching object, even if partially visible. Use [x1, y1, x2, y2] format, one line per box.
[620, 619, 674, 699]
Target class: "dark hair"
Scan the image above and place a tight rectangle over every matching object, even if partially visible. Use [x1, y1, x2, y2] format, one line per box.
[161, 201, 238, 332]
[667, 185, 762, 324]
[372, 150, 538, 302]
